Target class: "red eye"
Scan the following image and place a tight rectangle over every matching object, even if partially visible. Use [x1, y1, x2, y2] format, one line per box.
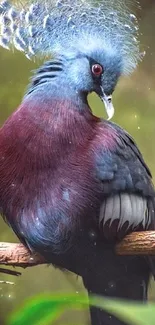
[92, 64, 103, 76]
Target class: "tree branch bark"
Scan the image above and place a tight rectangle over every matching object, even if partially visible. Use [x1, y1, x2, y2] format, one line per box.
[115, 231, 155, 255]
[0, 231, 155, 275]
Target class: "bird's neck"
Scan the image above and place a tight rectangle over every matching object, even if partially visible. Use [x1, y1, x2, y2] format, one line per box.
[26, 81, 88, 110]
[4, 93, 98, 165]
[24, 92, 95, 133]
[26, 58, 88, 110]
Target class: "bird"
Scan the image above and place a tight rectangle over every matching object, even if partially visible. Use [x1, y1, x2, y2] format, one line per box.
[0, 0, 155, 324]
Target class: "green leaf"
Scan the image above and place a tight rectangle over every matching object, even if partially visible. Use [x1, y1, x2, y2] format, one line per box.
[9, 294, 88, 325]
[8, 293, 155, 325]
[90, 296, 155, 325]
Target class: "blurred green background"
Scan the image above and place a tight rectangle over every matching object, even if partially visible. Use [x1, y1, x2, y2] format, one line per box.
[0, 1, 155, 324]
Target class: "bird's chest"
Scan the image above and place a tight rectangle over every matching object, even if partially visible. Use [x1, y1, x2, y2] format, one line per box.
[0, 138, 101, 251]
[27, 149, 101, 223]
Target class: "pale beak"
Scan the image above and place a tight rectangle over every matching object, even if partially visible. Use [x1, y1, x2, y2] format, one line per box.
[100, 87, 115, 120]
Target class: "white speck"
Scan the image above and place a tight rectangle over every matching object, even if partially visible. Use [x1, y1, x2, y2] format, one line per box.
[141, 51, 146, 58]
[19, 9, 25, 21]
[109, 11, 115, 17]
[67, 17, 75, 28]
[43, 15, 50, 29]
[124, 24, 132, 31]
[62, 189, 70, 202]
[29, 4, 35, 14]
[36, 217, 40, 226]
[25, 53, 32, 60]
[7, 7, 17, 22]
[15, 27, 26, 45]
[10, 22, 17, 33]
[129, 14, 137, 21]
[88, 230, 97, 239]
[108, 281, 116, 289]
[28, 44, 35, 55]
[56, 0, 65, 8]
[25, 12, 33, 24]
[13, 36, 25, 52]
[0, 36, 10, 50]
[134, 26, 139, 31]
[28, 26, 36, 37]
[138, 126, 140, 130]
[81, 12, 87, 18]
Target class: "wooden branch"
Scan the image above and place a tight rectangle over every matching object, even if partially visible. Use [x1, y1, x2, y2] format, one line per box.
[116, 231, 155, 255]
[0, 242, 45, 267]
[0, 231, 155, 275]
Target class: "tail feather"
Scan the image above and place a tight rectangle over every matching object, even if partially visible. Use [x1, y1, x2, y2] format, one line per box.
[82, 247, 150, 325]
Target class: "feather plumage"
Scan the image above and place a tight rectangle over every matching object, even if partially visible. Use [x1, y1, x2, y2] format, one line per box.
[0, 1, 155, 325]
[0, 0, 140, 73]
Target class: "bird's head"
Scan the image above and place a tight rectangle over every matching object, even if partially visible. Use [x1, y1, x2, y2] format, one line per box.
[59, 41, 123, 119]
[0, 0, 141, 119]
